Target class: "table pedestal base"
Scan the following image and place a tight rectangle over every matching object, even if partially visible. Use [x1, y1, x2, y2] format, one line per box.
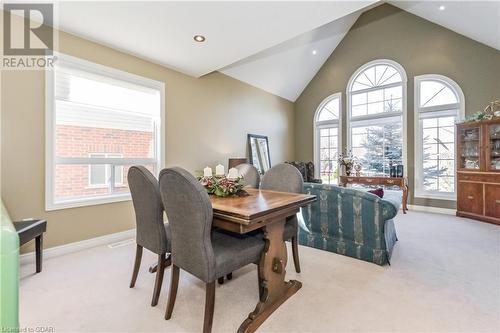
[238, 218, 302, 333]
[238, 280, 301, 333]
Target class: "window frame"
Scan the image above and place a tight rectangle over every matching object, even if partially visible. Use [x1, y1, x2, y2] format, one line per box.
[45, 53, 165, 211]
[313, 92, 342, 183]
[346, 59, 408, 177]
[414, 74, 465, 200]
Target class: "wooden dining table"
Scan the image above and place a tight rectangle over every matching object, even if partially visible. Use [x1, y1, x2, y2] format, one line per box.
[210, 188, 316, 333]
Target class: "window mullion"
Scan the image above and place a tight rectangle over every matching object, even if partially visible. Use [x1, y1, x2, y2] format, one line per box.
[350, 81, 402, 95]
[109, 164, 116, 193]
[418, 103, 460, 114]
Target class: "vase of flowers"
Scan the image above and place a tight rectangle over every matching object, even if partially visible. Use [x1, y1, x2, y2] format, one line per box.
[198, 175, 246, 197]
[338, 150, 356, 176]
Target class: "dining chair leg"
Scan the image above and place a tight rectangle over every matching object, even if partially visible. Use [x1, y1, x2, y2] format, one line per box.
[291, 236, 301, 273]
[129, 245, 143, 288]
[165, 265, 180, 320]
[217, 277, 224, 285]
[151, 253, 166, 306]
[226, 273, 232, 280]
[203, 281, 216, 333]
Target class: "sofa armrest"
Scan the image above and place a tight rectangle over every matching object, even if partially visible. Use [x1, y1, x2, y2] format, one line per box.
[379, 199, 399, 220]
[379, 191, 402, 220]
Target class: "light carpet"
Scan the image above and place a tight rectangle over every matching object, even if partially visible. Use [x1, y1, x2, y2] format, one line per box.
[19, 212, 500, 332]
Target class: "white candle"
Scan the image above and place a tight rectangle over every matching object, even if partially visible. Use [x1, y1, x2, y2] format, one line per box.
[215, 164, 224, 176]
[227, 167, 239, 180]
[203, 166, 212, 177]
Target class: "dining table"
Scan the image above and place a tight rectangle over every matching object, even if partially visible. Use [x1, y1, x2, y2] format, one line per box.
[210, 188, 316, 333]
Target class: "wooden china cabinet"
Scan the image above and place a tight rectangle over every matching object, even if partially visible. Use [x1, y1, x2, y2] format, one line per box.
[456, 118, 500, 224]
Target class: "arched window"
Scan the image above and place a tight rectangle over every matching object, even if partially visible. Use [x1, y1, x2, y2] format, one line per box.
[314, 93, 341, 184]
[347, 59, 407, 176]
[414, 74, 464, 199]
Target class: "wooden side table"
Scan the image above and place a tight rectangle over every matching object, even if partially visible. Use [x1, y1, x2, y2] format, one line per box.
[339, 176, 409, 214]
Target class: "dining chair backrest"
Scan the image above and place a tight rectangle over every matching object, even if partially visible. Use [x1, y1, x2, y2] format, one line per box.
[128, 166, 168, 254]
[235, 163, 260, 188]
[260, 163, 303, 194]
[159, 167, 216, 282]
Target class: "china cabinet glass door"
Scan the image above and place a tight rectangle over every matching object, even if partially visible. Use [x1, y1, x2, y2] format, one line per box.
[458, 126, 481, 170]
[487, 123, 500, 172]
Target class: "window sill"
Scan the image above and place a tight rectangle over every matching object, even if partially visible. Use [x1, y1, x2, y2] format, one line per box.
[86, 184, 108, 189]
[85, 184, 126, 189]
[414, 192, 456, 201]
[46, 193, 131, 211]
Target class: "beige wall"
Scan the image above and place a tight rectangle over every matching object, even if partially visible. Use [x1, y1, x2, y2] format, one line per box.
[295, 4, 500, 209]
[1, 28, 294, 251]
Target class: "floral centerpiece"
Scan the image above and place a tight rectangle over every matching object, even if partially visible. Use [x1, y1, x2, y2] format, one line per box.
[198, 175, 246, 197]
[198, 165, 247, 197]
[338, 150, 357, 176]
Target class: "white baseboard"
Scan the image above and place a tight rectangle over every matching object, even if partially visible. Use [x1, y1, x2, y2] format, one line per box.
[407, 204, 456, 215]
[20, 229, 135, 265]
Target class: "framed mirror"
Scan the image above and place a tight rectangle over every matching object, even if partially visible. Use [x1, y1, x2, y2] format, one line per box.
[247, 134, 271, 174]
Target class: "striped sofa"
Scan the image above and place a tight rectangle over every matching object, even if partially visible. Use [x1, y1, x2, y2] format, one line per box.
[299, 183, 401, 266]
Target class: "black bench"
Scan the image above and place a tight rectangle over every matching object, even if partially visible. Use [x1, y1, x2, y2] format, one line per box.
[14, 219, 47, 273]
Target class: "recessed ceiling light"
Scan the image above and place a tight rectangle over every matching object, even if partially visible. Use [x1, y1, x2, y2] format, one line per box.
[439, 5, 445, 10]
[312, 50, 317, 55]
[193, 35, 206, 42]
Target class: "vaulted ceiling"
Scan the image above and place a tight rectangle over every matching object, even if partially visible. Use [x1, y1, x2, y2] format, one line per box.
[390, 1, 500, 52]
[53, 1, 499, 102]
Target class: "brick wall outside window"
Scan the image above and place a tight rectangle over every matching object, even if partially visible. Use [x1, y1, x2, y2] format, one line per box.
[55, 125, 154, 200]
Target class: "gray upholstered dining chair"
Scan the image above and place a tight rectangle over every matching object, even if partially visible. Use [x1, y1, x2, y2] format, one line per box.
[260, 163, 304, 273]
[128, 166, 171, 307]
[235, 163, 260, 188]
[158, 167, 264, 333]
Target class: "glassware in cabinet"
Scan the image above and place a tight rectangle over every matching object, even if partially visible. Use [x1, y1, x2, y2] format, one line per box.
[458, 126, 481, 170]
[488, 124, 500, 171]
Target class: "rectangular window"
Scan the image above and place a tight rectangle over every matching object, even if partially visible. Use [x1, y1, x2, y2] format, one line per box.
[421, 117, 455, 192]
[350, 116, 403, 176]
[318, 127, 339, 184]
[415, 111, 458, 199]
[350, 85, 402, 118]
[46, 54, 164, 210]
